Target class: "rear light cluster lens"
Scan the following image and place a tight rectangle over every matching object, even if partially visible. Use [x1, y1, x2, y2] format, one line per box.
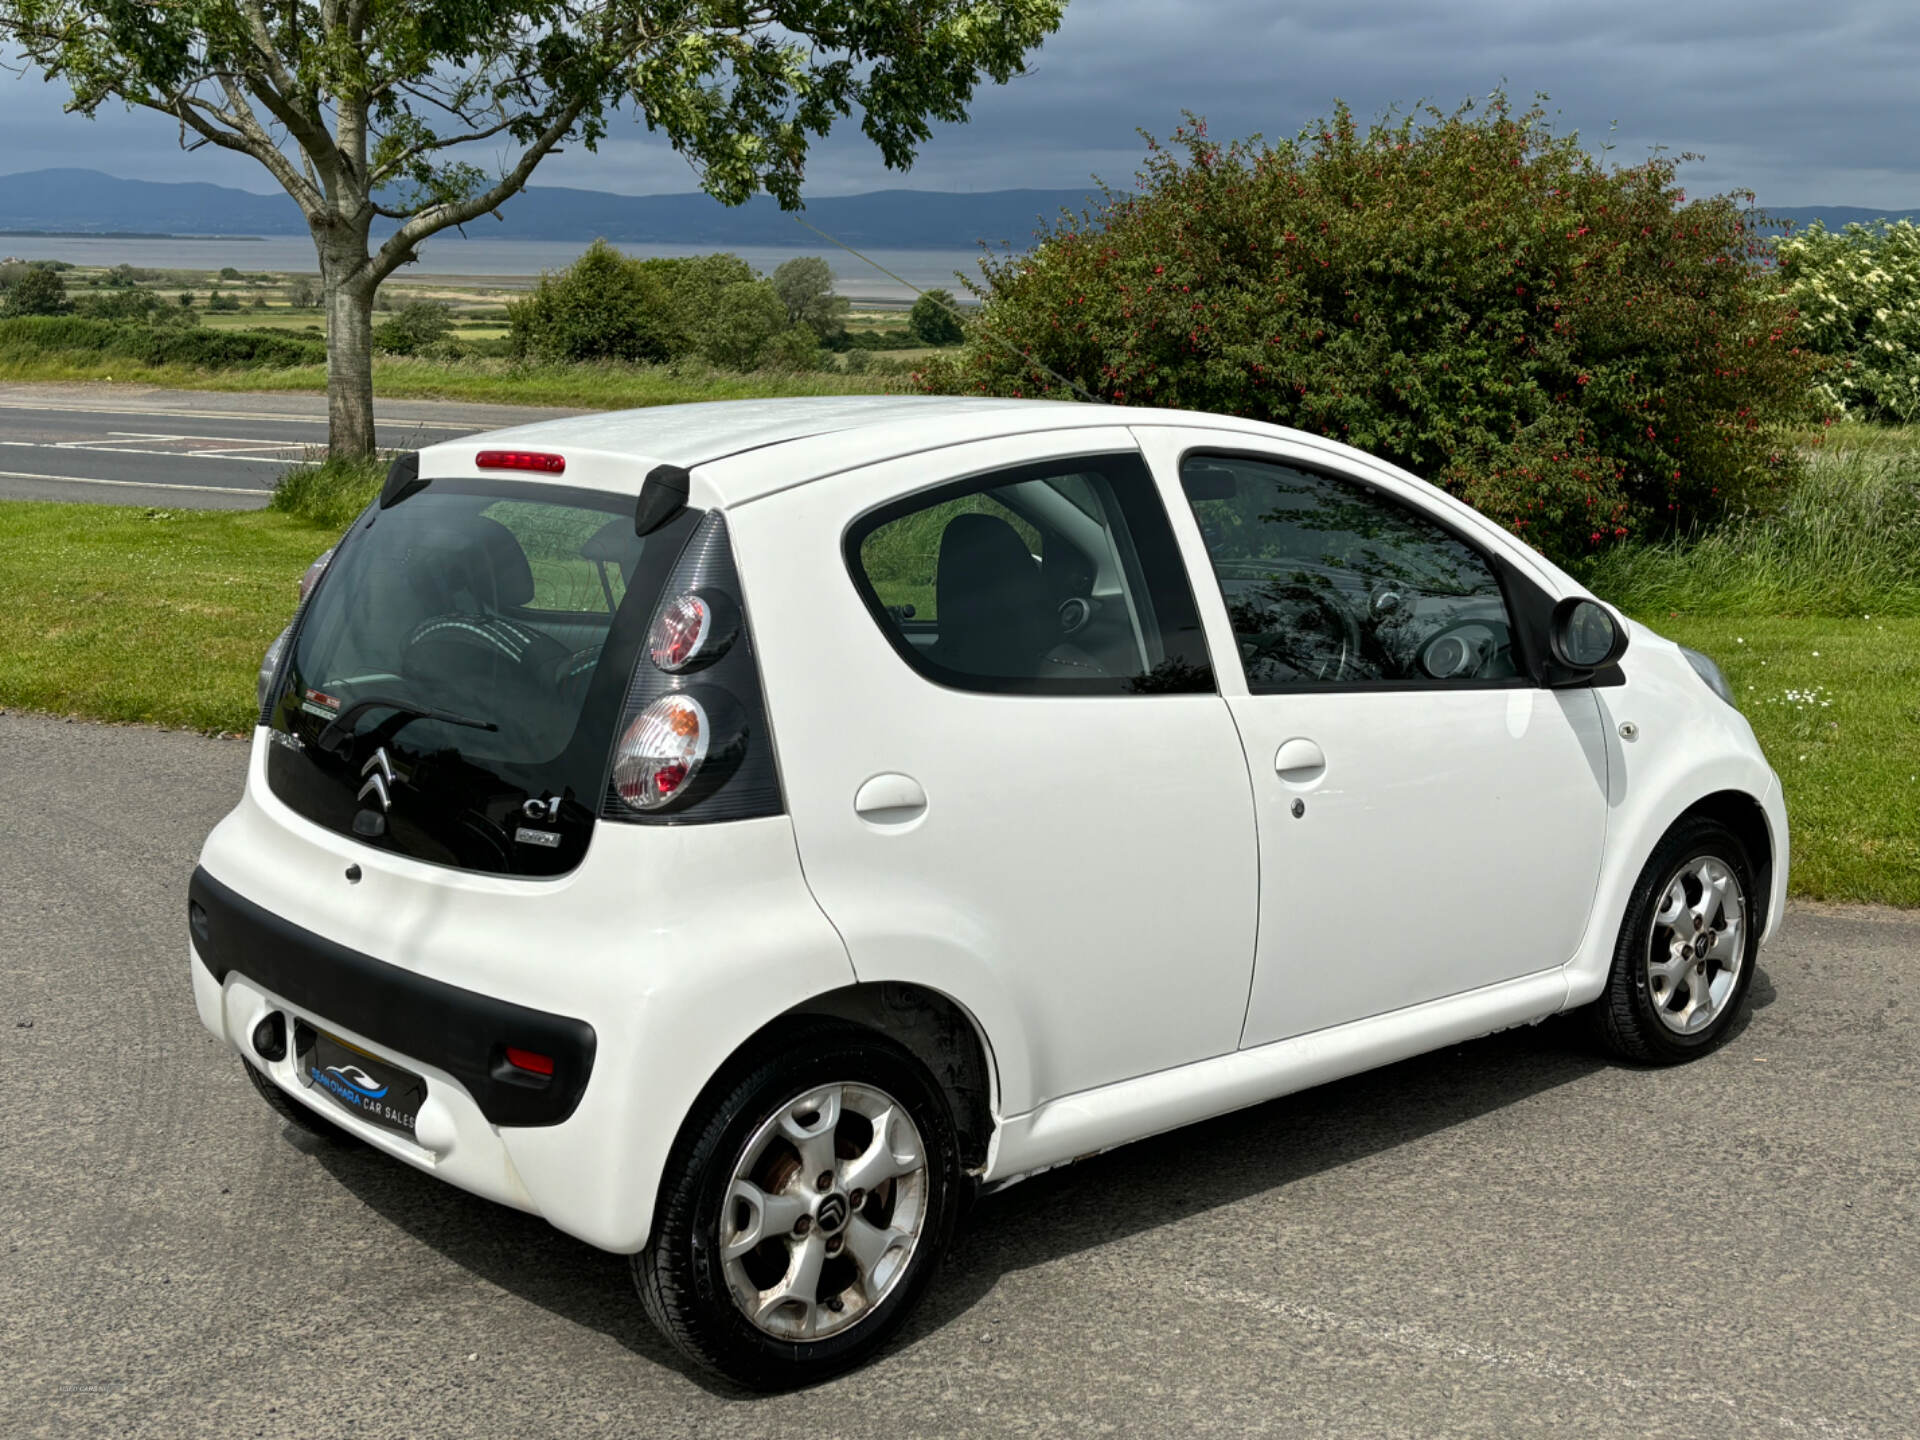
[611, 695, 710, 811]
[298, 547, 334, 601]
[475, 450, 566, 473]
[648, 592, 721, 671]
[504, 1046, 555, 1077]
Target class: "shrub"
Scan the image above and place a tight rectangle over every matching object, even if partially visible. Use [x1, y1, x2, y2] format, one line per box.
[700, 279, 788, 369]
[920, 94, 1816, 562]
[1, 266, 70, 316]
[75, 288, 164, 323]
[908, 288, 965, 346]
[1778, 220, 1920, 424]
[762, 324, 825, 371]
[218, 266, 243, 281]
[287, 278, 317, 308]
[373, 298, 455, 355]
[507, 239, 674, 363]
[207, 288, 243, 312]
[773, 256, 848, 342]
[0, 315, 324, 367]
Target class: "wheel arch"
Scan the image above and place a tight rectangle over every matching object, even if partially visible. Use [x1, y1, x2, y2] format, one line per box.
[679, 982, 1001, 1178]
[1674, 789, 1776, 937]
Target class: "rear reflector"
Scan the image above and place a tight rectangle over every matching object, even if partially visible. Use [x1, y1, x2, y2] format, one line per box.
[475, 450, 566, 474]
[504, 1046, 555, 1077]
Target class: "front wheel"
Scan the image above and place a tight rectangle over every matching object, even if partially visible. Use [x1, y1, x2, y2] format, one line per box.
[634, 1026, 962, 1389]
[1591, 816, 1759, 1064]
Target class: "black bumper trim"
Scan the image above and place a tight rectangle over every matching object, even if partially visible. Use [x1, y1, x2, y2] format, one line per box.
[189, 866, 595, 1127]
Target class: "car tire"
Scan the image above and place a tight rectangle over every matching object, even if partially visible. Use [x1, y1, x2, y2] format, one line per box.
[243, 1057, 350, 1141]
[1591, 816, 1760, 1064]
[634, 1024, 962, 1390]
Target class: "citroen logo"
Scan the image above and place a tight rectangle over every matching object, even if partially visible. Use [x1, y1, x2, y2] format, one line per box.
[814, 1193, 849, 1235]
[358, 747, 398, 811]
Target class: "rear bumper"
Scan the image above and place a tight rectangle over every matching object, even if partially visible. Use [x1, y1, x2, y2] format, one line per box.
[190, 867, 594, 1128]
[191, 730, 857, 1255]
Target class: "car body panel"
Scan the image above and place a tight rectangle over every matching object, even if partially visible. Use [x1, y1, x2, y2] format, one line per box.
[724, 426, 1262, 1116]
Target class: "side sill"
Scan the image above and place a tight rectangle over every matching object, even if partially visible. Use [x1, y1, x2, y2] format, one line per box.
[983, 968, 1568, 1184]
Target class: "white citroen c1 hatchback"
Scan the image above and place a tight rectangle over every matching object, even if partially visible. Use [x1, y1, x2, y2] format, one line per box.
[191, 396, 1787, 1387]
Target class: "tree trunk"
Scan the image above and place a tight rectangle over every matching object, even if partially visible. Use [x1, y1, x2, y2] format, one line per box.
[323, 269, 378, 461]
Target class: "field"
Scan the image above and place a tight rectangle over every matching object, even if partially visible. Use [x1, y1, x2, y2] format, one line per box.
[0, 260, 939, 403]
[0, 427, 1914, 905]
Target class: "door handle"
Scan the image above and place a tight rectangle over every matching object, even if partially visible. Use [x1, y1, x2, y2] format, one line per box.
[1274, 737, 1327, 782]
[854, 773, 927, 825]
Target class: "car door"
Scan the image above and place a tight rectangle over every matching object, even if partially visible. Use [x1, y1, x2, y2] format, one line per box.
[729, 429, 1259, 1114]
[1134, 429, 1611, 1048]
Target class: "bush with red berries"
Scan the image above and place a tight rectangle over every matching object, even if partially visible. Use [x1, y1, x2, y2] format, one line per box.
[919, 93, 1816, 561]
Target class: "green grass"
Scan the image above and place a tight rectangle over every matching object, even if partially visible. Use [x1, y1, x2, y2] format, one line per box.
[270, 456, 386, 530]
[0, 352, 904, 406]
[0, 502, 336, 732]
[1575, 427, 1920, 617]
[1649, 614, 1920, 908]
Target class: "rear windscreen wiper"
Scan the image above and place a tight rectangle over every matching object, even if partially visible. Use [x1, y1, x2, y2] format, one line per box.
[314, 696, 498, 755]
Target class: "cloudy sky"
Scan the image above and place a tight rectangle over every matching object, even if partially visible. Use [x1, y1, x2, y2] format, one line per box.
[3, 0, 1916, 208]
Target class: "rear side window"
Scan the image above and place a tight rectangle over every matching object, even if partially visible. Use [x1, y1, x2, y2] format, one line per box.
[845, 452, 1214, 694]
[1180, 453, 1524, 690]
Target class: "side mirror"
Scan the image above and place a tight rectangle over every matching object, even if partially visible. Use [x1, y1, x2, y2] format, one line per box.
[1548, 597, 1628, 674]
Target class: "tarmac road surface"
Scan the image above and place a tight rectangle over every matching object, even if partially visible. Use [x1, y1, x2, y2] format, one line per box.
[0, 383, 579, 508]
[2, 709, 1916, 1438]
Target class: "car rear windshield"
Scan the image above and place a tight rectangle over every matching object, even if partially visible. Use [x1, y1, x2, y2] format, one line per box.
[263, 479, 699, 876]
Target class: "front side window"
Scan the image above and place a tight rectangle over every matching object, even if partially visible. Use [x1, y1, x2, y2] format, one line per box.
[1181, 453, 1523, 690]
[846, 452, 1213, 694]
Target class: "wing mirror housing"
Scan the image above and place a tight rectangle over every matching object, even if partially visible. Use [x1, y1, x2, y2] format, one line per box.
[1546, 597, 1629, 680]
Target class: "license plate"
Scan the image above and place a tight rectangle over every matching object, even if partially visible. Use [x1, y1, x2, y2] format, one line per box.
[299, 1027, 427, 1138]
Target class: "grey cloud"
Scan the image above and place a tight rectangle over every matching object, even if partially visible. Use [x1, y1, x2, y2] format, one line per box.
[5, 0, 1917, 208]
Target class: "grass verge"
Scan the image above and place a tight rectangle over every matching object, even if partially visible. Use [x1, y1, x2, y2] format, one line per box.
[1, 498, 1913, 905]
[1658, 614, 1920, 908]
[0, 351, 904, 406]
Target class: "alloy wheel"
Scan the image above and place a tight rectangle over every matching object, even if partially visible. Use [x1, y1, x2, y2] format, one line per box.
[1644, 854, 1747, 1036]
[720, 1082, 929, 1341]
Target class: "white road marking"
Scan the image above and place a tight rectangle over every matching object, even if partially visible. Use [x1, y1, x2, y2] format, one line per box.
[0, 397, 483, 429]
[0, 468, 269, 496]
[0, 439, 287, 465]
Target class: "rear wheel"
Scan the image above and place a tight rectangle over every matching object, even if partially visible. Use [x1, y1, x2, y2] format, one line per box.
[635, 1027, 961, 1389]
[1591, 817, 1758, 1064]
[243, 1058, 349, 1141]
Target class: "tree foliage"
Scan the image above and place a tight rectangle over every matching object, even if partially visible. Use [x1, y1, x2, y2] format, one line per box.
[909, 287, 965, 345]
[0, 0, 1062, 454]
[0, 265, 71, 316]
[921, 95, 1816, 560]
[1778, 220, 1920, 425]
[773, 256, 848, 341]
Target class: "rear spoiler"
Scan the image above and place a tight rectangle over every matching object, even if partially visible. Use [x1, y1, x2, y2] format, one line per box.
[379, 450, 689, 534]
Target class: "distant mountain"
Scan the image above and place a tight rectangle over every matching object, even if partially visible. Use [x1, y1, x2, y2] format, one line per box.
[0, 168, 1107, 249]
[1766, 205, 1920, 232]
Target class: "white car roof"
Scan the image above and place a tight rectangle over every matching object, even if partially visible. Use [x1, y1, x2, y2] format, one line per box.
[450, 396, 1087, 470]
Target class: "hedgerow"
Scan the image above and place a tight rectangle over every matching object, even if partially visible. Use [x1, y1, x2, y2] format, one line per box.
[1778, 220, 1920, 424]
[919, 93, 1816, 562]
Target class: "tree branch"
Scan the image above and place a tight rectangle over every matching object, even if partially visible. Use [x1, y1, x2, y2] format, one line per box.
[369, 96, 587, 283]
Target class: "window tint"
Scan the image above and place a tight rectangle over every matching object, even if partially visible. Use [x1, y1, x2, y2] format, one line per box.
[1180, 454, 1523, 689]
[847, 452, 1214, 694]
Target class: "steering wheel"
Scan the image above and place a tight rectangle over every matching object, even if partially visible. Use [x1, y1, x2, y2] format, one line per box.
[1243, 588, 1363, 682]
[1416, 618, 1501, 680]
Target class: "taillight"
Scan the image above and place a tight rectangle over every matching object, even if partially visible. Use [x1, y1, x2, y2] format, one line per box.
[647, 589, 738, 672]
[649, 593, 711, 670]
[297, 547, 333, 601]
[475, 450, 565, 473]
[259, 547, 334, 718]
[599, 512, 781, 824]
[612, 695, 710, 811]
[504, 1047, 555, 1077]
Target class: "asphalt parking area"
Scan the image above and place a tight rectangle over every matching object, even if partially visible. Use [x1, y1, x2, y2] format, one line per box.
[2, 710, 1914, 1437]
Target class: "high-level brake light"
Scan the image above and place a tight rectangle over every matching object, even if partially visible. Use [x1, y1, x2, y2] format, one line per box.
[475, 450, 566, 473]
